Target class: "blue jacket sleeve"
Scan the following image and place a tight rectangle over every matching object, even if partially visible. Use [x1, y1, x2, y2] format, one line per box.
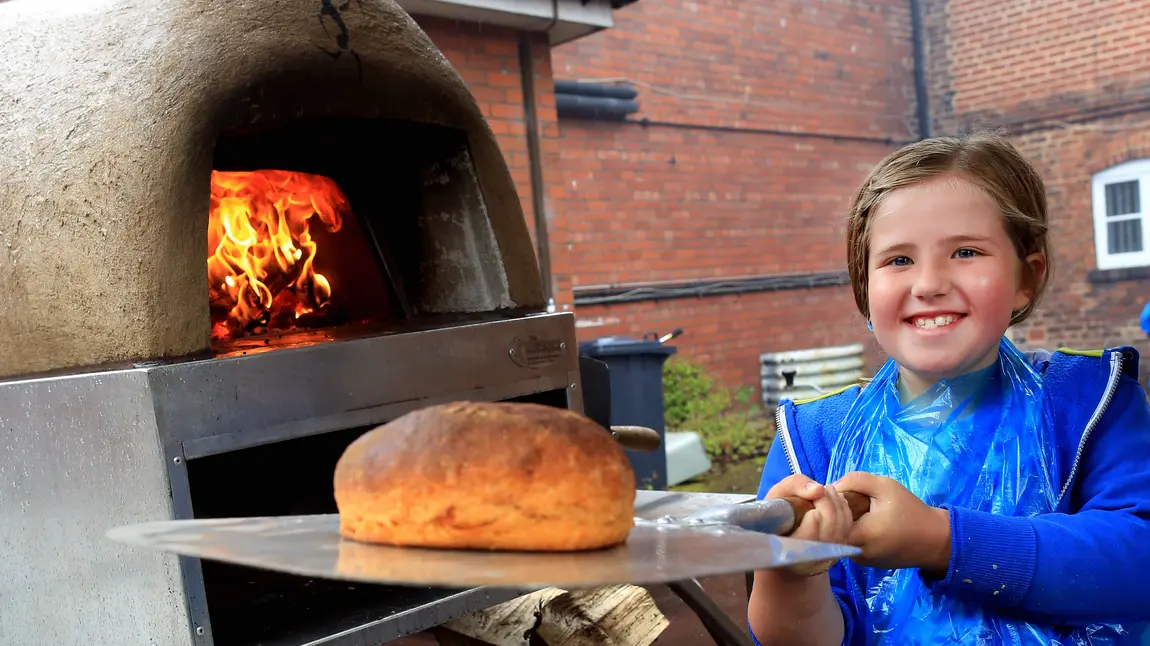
[924, 376, 1150, 625]
[750, 433, 860, 645]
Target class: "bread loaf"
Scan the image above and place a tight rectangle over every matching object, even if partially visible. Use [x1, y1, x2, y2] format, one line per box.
[334, 401, 637, 551]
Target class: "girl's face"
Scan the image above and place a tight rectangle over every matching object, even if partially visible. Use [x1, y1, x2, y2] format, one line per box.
[866, 173, 1044, 398]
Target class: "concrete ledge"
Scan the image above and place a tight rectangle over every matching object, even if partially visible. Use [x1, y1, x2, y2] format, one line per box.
[397, 0, 616, 45]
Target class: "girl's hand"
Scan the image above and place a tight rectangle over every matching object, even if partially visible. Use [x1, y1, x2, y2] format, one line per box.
[831, 472, 952, 575]
[765, 474, 854, 576]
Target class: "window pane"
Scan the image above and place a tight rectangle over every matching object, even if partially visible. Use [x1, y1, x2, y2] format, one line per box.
[1107, 218, 1143, 254]
[1106, 180, 1140, 217]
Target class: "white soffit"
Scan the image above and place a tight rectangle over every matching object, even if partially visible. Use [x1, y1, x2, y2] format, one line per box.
[397, 0, 616, 45]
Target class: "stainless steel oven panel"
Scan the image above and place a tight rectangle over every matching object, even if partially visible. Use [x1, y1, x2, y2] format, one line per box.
[149, 313, 581, 454]
[0, 312, 582, 646]
[0, 369, 191, 646]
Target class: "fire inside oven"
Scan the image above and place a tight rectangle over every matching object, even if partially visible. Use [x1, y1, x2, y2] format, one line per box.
[206, 167, 391, 342]
[208, 116, 501, 356]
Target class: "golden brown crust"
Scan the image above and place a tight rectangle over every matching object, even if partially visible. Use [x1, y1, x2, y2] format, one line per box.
[333, 401, 636, 551]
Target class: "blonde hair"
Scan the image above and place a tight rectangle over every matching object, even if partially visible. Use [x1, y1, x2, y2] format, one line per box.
[845, 131, 1050, 327]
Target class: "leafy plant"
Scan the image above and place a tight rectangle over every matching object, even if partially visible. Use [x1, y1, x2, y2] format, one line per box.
[662, 358, 774, 466]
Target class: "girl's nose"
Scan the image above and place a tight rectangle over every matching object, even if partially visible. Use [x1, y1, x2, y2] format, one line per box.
[910, 262, 950, 299]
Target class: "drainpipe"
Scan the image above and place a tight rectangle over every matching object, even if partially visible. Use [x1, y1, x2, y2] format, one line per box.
[518, 28, 554, 308]
[910, 0, 931, 139]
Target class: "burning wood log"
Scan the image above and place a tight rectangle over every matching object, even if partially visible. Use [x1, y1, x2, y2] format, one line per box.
[208, 169, 348, 340]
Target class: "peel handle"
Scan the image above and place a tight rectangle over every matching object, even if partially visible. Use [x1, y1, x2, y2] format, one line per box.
[610, 425, 662, 452]
[667, 491, 870, 535]
[780, 491, 870, 536]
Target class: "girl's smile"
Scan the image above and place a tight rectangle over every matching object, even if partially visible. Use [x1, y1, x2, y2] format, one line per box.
[907, 311, 964, 331]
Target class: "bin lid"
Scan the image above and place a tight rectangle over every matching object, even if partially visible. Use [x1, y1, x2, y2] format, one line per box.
[579, 335, 678, 358]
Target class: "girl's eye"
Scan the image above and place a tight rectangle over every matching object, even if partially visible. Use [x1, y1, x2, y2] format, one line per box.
[954, 248, 979, 259]
[888, 256, 911, 267]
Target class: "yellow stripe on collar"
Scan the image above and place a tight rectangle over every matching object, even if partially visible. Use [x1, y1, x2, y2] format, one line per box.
[792, 383, 860, 405]
[1055, 347, 1104, 358]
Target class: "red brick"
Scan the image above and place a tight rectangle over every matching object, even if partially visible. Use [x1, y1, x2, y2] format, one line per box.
[553, 0, 914, 137]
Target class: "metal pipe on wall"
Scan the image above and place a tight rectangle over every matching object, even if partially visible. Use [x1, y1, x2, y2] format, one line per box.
[910, 0, 931, 139]
[518, 30, 554, 305]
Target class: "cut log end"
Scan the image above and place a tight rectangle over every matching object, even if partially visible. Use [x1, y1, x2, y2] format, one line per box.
[439, 584, 669, 646]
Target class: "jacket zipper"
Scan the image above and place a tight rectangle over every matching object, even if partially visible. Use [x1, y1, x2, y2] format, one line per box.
[775, 403, 801, 476]
[1055, 350, 1124, 507]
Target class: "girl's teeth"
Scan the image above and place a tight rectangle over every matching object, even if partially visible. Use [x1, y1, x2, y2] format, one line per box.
[914, 315, 957, 329]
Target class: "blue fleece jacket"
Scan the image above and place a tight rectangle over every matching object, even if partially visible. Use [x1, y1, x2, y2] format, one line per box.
[751, 346, 1150, 645]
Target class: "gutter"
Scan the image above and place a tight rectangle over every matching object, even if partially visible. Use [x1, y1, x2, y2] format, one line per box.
[518, 32, 554, 304]
[910, 0, 931, 139]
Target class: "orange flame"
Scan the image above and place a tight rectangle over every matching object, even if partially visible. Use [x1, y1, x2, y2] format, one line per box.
[207, 169, 347, 340]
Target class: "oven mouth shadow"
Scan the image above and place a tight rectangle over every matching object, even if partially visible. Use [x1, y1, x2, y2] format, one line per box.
[183, 387, 569, 646]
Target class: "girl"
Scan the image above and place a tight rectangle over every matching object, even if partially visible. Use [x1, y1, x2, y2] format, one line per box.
[748, 133, 1150, 645]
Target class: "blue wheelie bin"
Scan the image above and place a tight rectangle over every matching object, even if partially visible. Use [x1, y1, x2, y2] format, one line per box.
[579, 335, 677, 490]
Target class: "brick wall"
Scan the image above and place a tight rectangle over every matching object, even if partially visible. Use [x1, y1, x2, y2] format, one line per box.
[414, 17, 573, 310]
[554, 125, 898, 286]
[575, 287, 889, 397]
[554, 0, 915, 135]
[551, 0, 916, 393]
[924, 0, 1150, 134]
[921, 0, 1150, 380]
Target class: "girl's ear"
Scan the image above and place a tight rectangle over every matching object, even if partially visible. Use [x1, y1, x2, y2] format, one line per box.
[1014, 251, 1046, 310]
[1025, 251, 1047, 292]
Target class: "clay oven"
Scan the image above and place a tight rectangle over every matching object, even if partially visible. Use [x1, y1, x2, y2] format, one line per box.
[0, 0, 543, 379]
[0, 2, 585, 645]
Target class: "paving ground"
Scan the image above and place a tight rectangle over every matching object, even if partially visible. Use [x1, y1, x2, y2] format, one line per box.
[646, 574, 753, 644]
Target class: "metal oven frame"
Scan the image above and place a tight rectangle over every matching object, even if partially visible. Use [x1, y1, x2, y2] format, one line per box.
[0, 312, 585, 645]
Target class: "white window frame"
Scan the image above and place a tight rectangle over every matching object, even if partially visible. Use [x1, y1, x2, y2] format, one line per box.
[1092, 159, 1150, 270]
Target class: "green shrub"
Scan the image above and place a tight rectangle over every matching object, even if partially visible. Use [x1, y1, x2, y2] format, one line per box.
[662, 358, 774, 465]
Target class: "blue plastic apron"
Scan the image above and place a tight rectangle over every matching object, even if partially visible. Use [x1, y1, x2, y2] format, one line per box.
[825, 337, 1126, 645]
